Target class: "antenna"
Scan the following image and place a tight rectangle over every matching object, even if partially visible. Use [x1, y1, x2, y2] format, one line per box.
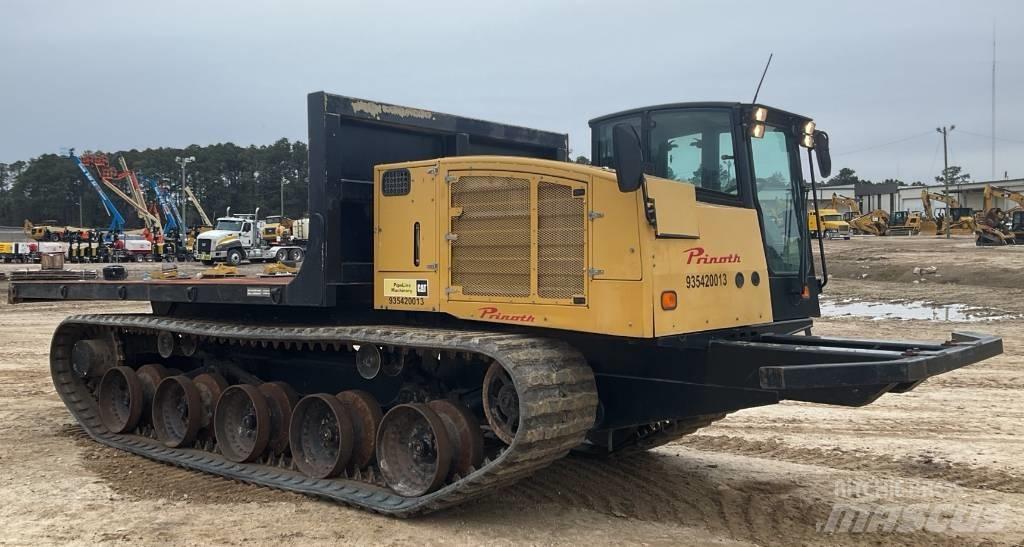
[751, 53, 774, 104]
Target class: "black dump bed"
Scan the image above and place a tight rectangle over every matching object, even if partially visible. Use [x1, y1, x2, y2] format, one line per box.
[9, 92, 568, 309]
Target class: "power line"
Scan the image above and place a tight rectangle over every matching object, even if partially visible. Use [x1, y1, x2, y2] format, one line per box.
[956, 129, 1024, 146]
[831, 131, 935, 157]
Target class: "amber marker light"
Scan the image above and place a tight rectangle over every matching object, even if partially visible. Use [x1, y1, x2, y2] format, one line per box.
[661, 291, 678, 310]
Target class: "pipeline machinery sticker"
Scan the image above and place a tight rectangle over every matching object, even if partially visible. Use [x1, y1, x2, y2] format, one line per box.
[384, 278, 428, 305]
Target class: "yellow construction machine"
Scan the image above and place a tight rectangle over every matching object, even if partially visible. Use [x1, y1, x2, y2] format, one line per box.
[11, 93, 1002, 516]
[848, 209, 889, 235]
[830, 193, 860, 220]
[921, 191, 975, 236]
[976, 185, 1022, 245]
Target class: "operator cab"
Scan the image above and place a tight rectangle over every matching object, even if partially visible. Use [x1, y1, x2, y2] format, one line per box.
[590, 103, 831, 322]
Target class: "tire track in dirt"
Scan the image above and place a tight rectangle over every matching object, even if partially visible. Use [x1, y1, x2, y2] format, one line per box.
[678, 435, 1024, 495]
[501, 450, 956, 546]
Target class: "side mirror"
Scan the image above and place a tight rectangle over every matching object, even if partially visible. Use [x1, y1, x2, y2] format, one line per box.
[814, 130, 831, 178]
[612, 124, 645, 193]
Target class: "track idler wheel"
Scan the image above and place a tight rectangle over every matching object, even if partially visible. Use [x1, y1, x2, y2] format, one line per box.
[97, 366, 144, 434]
[427, 399, 484, 477]
[336, 390, 383, 470]
[152, 376, 203, 448]
[482, 361, 519, 444]
[259, 381, 299, 455]
[376, 403, 453, 497]
[156, 331, 176, 359]
[214, 384, 271, 462]
[179, 335, 198, 357]
[289, 394, 355, 479]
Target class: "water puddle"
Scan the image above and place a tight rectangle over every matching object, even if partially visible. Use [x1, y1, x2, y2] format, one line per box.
[820, 298, 1021, 322]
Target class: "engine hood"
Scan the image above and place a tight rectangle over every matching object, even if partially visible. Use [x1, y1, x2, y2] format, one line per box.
[197, 229, 239, 242]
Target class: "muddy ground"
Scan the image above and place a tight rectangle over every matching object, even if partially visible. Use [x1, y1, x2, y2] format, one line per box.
[1, 236, 1022, 546]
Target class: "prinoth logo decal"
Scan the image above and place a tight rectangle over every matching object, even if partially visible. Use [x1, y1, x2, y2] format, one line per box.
[684, 246, 741, 265]
[478, 306, 535, 323]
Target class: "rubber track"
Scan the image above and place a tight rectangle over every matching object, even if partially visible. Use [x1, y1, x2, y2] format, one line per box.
[50, 314, 598, 517]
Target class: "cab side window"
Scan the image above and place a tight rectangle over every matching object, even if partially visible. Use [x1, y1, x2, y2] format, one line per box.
[650, 110, 737, 196]
[242, 222, 251, 233]
[595, 116, 641, 168]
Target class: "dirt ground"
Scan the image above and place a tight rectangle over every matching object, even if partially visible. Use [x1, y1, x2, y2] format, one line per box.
[1, 236, 1022, 546]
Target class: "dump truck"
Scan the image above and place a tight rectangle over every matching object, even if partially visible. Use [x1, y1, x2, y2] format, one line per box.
[9, 93, 1002, 516]
[807, 208, 851, 239]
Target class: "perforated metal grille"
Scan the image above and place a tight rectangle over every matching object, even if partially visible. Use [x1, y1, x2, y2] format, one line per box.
[381, 169, 411, 196]
[451, 176, 531, 297]
[537, 182, 585, 299]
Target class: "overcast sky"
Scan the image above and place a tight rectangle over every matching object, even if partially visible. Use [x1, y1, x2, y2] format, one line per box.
[1, 0, 1021, 183]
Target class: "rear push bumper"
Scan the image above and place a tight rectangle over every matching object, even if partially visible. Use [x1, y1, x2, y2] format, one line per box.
[752, 332, 1001, 390]
[593, 330, 1001, 430]
[707, 331, 1002, 406]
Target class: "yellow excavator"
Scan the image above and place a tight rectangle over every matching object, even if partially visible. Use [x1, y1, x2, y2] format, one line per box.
[976, 185, 1020, 245]
[831, 193, 888, 235]
[921, 190, 975, 236]
[830, 193, 860, 219]
[850, 209, 889, 236]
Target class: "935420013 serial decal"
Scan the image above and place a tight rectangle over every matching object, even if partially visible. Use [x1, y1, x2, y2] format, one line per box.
[685, 273, 728, 289]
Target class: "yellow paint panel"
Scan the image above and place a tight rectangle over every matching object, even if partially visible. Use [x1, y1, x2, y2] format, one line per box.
[645, 177, 699, 238]
[591, 177, 642, 280]
[650, 204, 773, 336]
[375, 165, 436, 272]
[442, 279, 649, 337]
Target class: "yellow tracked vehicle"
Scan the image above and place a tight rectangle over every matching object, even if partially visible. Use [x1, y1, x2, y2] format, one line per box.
[10, 93, 1002, 516]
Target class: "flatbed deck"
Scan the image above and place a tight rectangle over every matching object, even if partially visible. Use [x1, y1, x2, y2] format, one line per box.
[9, 276, 299, 306]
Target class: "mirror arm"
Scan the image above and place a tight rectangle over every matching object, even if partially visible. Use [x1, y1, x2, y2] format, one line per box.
[640, 177, 657, 227]
[807, 148, 828, 291]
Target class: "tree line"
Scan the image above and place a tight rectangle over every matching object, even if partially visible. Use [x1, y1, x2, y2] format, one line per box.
[821, 165, 970, 188]
[0, 138, 308, 229]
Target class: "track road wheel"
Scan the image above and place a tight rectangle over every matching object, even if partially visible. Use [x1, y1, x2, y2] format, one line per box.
[427, 399, 484, 478]
[377, 403, 453, 497]
[336, 390, 383, 469]
[289, 394, 354, 479]
[214, 384, 271, 462]
[192, 373, 227, 431]
[135, 364, 168, 421]
[152, 376, 202, 448]
[482, 361, 519, 444]
[259, 382, 298, 455]
[97, 366, 144, 434]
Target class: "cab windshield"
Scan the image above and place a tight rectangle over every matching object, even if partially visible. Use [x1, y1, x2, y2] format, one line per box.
[822, 214, 844, 222]
[215, 219, 243, 232]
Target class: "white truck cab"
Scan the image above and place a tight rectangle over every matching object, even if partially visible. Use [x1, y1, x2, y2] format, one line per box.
[195, 209, 304, 265]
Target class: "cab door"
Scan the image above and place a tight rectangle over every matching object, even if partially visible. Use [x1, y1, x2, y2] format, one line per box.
[240, 221, 253, 248]
[749, 125, 819, 320]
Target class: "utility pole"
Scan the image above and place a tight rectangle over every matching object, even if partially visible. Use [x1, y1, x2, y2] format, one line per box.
[280, 175, 289, 216]
[175, 156, 195, 227]
[936, 125, 955, 239]
[992, 22, 996, 180]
